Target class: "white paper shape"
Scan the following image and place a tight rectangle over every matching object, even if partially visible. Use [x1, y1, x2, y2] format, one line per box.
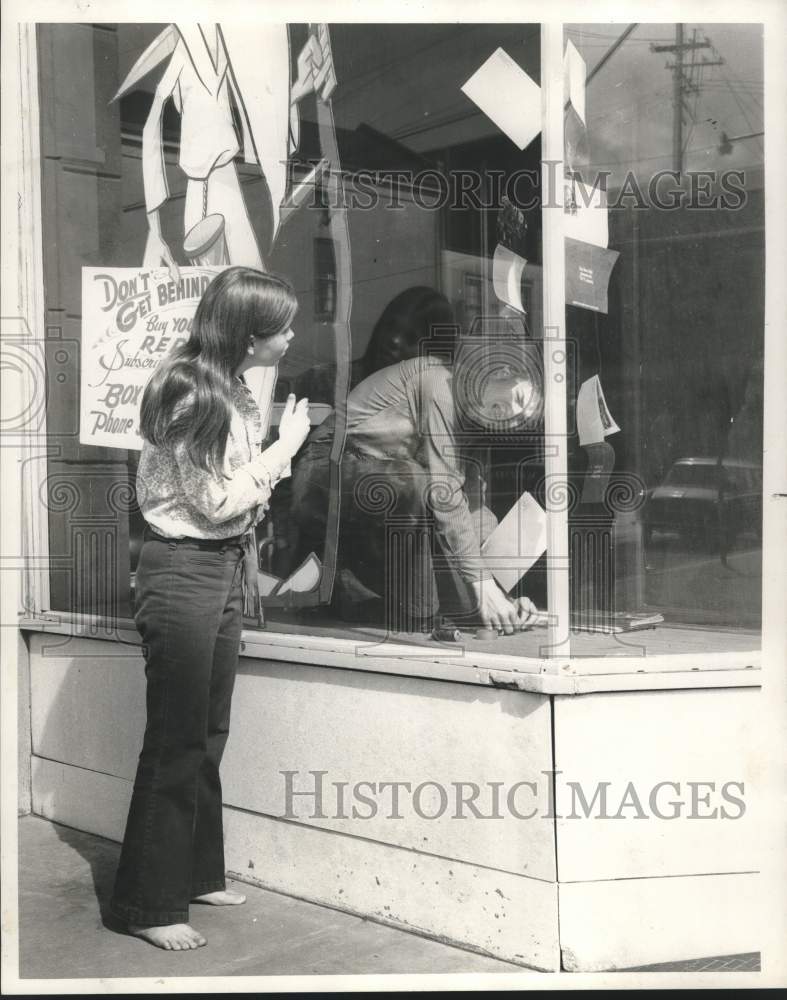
[564, 178, 609, 248]
[257, 571, 282, 597]
[276, 552, 322, 595]
[564, 40, 587, 126]
[565, 238, 619, 313]
[492, 244, 527, 313]
[461, 48, 541, 150]
[576, 375, 620, 447]
[481, 492, 547, 593]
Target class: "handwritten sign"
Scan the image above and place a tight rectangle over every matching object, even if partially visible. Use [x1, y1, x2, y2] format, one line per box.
[80, 266, 225, 449]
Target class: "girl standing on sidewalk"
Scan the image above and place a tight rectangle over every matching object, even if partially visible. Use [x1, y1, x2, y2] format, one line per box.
[110, 266, 310, 950]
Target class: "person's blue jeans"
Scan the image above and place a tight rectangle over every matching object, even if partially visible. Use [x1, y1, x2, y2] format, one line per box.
[110, 530, 245, 926]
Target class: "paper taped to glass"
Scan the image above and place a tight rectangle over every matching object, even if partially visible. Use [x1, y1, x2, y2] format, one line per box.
[481, 491, 547, 592]
[565, 238, 619, 313]
[461, 48, 541, 151]
[576, 374, 620, 446]
[564, 177, 609, 248]
[492, 244, 527, 313]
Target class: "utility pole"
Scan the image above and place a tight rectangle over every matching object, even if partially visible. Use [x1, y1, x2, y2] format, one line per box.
[651, 25, 724, 175]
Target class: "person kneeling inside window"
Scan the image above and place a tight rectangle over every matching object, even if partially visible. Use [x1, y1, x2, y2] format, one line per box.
[292, 352, 539, 634]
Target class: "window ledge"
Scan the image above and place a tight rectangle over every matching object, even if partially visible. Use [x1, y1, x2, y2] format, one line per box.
[18, 612, 761, 695]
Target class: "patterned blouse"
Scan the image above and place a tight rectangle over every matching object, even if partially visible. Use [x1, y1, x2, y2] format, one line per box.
[136, 376, 290, 540]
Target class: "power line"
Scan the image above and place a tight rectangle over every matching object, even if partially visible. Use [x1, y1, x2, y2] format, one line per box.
[583, 139, 762, 168]
[650, 25, 723, 174]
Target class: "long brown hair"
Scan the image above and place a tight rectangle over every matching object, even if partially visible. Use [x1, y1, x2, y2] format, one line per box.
[140, 267, 297, 473]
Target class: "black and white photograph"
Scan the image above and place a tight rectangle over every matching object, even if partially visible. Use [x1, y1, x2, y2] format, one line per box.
[1, 0, 785, 992]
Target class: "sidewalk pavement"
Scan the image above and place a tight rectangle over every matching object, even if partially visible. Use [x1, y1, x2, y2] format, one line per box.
[15, 815, 760, 980]
[15, 815, 522, 979]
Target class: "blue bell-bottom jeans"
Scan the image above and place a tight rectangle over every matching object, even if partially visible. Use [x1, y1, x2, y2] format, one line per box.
[110, 529, 245, 926]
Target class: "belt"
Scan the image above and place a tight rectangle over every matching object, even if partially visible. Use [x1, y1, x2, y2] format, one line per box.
[144, 526, 245, 549]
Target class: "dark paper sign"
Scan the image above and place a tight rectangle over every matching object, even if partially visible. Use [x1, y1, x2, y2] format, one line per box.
[565, 238, 619, 313]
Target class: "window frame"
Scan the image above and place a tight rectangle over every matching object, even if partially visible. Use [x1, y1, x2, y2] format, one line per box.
[11, 19, 777, 677]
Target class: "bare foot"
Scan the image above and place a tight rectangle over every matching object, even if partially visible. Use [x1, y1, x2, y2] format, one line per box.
[128, 922, 206, 950]
[191, 889, 246, 906]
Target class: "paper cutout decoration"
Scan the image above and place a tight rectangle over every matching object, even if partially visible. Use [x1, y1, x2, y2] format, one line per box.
[481, 492, 547, 592]
[564, 178, 609, 248]
[461, 48, 541, 150]
[116, 23, 179, 96]
[492, 245, 527, 314]
[114, 24, 334, 270]
[276, 552, 322, 596]
[114, 25, 335, 424]
[565, 238, 619, 313]
[257, 571, 283, 597]
[576, 375, 620, 447]
[564, 40, 586, 126]
[115, 25, 284, 272]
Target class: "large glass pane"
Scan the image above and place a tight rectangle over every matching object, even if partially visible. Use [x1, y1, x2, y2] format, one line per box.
[268, 24, 548, 645]
[563, 24, 763, 639]
[40, 22, 553, 651]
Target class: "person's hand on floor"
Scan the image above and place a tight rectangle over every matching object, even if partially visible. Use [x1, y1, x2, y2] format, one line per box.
[471, 578, 520, 634]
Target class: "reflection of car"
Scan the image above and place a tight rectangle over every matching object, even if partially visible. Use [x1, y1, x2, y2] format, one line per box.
[644, 457, 762, 546]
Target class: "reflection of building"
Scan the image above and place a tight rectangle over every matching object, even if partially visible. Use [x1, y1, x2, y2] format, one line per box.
[604, 182, 765, 487]
[7, 20, 776, 976]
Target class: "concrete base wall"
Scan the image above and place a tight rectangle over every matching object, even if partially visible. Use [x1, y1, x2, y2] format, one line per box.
[25, 631, 762, 971]
[559, 872, 761, 971]
[26, 633, 559, 970]
[552, 685, 762, 970]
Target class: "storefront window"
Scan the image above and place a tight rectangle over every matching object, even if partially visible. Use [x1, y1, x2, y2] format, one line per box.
[38, 21, 763, 651]
[563, 23, 763, 632]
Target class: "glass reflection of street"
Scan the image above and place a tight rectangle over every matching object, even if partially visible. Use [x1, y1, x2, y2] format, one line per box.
[644, 530, 761, 628]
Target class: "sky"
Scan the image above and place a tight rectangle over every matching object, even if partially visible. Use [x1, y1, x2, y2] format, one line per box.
[566, 23, 764, 184]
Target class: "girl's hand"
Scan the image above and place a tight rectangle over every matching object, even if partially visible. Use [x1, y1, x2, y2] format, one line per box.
[278, 395, 311, 454]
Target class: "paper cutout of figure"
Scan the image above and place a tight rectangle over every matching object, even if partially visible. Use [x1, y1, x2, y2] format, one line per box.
[461, 48, 541, 151]
[114, 23, 333, 273]
[576, 374, 620, 447]
[114, 23, 335, 414]
[565, 238, 619, 313]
